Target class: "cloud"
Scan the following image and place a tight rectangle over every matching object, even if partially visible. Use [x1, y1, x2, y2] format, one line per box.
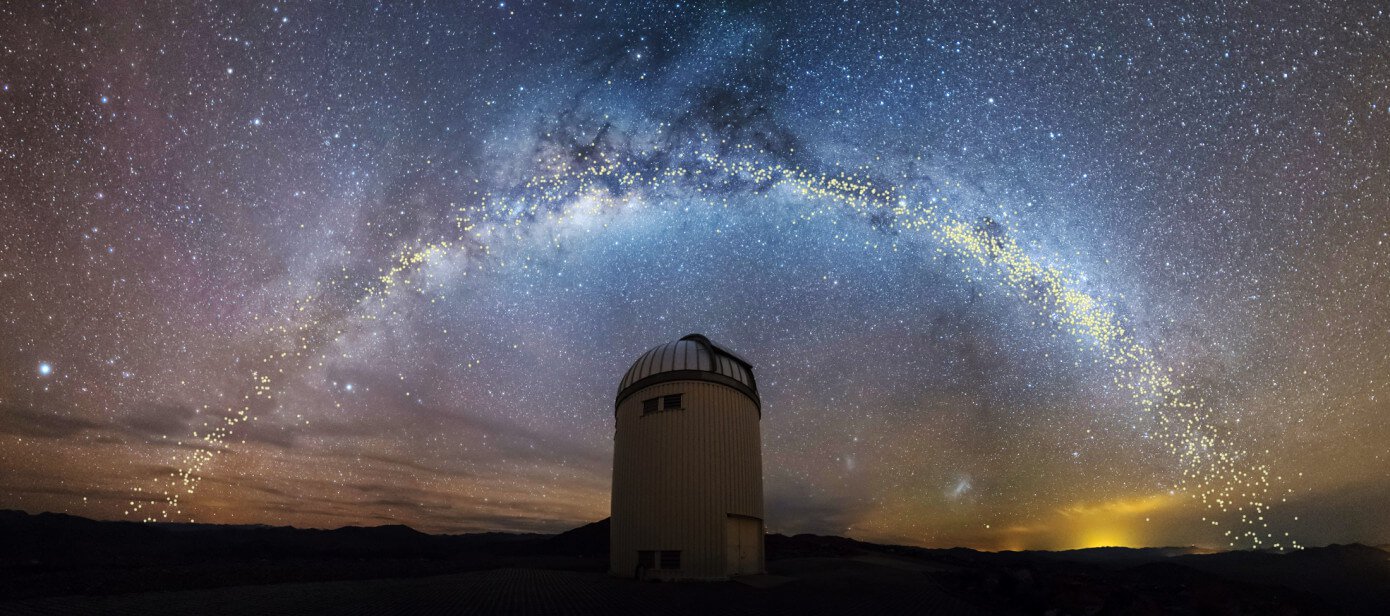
[1271, 480, 1390, 546]
[765, 477, 875, 536]
[294, 366, 611, 469]
[0, 402, 105, 439]
[122, 403, 198, 439]
[1056, 493, 1173, 518]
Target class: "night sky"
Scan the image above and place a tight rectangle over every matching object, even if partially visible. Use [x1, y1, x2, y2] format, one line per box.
[2, 1, 1388, 551]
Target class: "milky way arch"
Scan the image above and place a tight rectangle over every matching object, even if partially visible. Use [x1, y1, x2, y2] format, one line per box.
[128, 146, 1300, 551]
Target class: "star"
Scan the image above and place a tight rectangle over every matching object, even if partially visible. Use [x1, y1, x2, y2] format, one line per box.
[0, 0, 1383, 552]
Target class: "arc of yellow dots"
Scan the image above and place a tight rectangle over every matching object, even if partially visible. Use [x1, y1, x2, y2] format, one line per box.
[131, 146, 1298, 550]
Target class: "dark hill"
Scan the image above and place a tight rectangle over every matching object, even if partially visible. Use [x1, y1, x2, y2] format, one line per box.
[0, 509, 549, 598]
[1171, 543, 1390, 614]
[540, 517, 609, 557]
[2, 510, 1386, 614]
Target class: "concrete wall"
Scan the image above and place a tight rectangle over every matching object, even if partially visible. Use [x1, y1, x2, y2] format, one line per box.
[610, 379, 764, 580]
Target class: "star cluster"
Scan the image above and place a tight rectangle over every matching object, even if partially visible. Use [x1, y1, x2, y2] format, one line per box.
[2, 1, 1388, 550]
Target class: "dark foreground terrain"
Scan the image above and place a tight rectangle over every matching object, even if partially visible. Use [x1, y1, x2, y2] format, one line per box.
[1, 510, 1387, 615]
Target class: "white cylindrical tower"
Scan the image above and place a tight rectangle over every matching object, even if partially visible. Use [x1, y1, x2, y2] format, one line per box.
[610, 334, 764, 580]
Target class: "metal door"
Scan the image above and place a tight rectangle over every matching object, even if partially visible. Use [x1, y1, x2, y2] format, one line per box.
[725, 516, 760, 575]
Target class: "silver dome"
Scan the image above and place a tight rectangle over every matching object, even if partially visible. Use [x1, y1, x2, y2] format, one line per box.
[616, 334, 759, 410]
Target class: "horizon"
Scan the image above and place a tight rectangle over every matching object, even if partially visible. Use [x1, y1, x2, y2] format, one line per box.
[11, 507, 1389, 555]
[3, 1, 1389, 553]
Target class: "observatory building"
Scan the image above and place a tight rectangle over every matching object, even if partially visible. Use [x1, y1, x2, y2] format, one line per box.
[610, 334, 765, 580]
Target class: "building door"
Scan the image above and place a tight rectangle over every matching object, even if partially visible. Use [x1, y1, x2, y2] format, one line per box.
[725, 515, 761, 575]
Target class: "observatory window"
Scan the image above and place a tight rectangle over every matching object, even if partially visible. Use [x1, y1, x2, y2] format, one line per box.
[641, 394, 682, 415]
[638, 550, 656, 569]
[660, 550, 681, 569]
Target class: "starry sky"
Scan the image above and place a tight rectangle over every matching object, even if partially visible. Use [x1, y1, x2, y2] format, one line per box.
[2, 1, 1388, 551]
